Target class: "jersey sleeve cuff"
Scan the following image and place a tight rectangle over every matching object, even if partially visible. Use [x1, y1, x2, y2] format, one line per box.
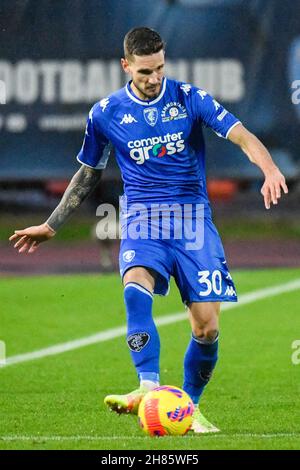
[225, 121, 242, 139]
[76, 155, 106, 170]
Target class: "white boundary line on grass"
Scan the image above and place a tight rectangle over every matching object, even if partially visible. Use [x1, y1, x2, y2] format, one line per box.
[2, 278, 300, 368]
[0, 433, 299, 441]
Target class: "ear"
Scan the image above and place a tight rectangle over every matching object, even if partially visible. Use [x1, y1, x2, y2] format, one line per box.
[121, 58, 130, 74]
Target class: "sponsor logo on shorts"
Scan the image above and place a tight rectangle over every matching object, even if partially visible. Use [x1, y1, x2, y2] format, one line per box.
[123, 250, 135, 262]
[225, 286, 236, 297]
[127, 332, 150, 352]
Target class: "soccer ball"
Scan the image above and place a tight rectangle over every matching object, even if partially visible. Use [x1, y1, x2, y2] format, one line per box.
[138, 385, 194, 436]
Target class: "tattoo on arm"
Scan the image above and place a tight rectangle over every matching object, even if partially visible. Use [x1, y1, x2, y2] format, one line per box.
[46, 165, 102, 232]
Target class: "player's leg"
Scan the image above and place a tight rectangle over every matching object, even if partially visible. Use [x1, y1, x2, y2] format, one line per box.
[104, 267, 161, 414]
[104, 235, 172, 414]
[123, 265, 155, 291]
[184, 301, 220, 404]
[123, 267, 161, 389]
[183, 301, 221, 432]
[173, 216, 237, 431]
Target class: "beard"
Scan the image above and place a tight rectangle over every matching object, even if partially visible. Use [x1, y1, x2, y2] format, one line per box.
[132, 81, 161, 100]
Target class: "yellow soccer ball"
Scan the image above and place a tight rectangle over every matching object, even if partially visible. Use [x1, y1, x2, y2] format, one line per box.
[138, 385, 194, 436]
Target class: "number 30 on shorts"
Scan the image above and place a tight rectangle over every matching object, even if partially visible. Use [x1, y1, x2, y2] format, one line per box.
[198, 270, 222, 296]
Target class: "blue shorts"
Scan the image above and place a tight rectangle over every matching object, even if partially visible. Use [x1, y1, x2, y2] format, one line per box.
[119, 214, 237, 304]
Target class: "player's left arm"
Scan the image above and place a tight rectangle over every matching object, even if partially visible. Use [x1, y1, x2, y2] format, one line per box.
[227, 123, 288, 209]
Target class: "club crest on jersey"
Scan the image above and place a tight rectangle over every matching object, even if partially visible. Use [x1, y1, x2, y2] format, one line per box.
[143, 107, 158, 126]
[161, 102, 188, 122]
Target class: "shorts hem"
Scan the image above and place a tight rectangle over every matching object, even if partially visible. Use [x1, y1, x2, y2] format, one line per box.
[121, 263, 170, 297]
[184, 297, 238, 304]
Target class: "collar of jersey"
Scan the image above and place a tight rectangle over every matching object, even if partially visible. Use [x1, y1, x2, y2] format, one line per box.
[125, 77, 167, 106]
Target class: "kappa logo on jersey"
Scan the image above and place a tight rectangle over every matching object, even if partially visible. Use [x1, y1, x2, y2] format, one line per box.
[197, 89, 208, 100]
[213, 99, 221, 111]
[84, 108, 94, 137]
[180, 83, 192, 95]
[197, 89, 228, 121]
[123, 250, 136, 262]
[128, 132, 185, 165]
[161, 102, 188, 122]
[120, 114, 137, 124]
[88, 108, 94, 122]
[143, 107, 158, 126]
[100, 97, 109, 112]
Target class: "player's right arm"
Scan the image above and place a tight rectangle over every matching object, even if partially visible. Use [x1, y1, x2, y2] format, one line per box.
[9, 165, 102, 253]
[9, 100, 111, 253]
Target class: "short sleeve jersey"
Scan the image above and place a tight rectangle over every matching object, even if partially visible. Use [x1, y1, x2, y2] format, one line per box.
[77, 78, 240, 209]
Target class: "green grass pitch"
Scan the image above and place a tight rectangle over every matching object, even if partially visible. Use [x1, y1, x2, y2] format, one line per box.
[0, 268, 300, 450]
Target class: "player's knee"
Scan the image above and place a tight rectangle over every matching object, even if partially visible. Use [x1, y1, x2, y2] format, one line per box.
[204, 327, 219, 343]
[193, 326, 219, 343]
[123, 267, 155, 292]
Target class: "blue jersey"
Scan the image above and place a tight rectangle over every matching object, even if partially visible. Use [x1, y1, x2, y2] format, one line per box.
[77, 78, 240, 211]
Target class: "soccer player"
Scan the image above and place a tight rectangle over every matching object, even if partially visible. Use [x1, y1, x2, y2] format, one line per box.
[10, 27, 288, 433]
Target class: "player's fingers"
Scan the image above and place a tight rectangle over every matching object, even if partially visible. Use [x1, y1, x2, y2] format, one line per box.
[9, 233, 19, 242]
[275, 182, 281, 199]
[18, 245, 30, 253]
[281, 179, 289, 194]
[28, 241, 39, 253]
[270, 184, 278, 205]
[14, 229, 29, 236]
[264, 189, 271, 210]
[14, 235, 28, 248]
[18, 238, 32, 253]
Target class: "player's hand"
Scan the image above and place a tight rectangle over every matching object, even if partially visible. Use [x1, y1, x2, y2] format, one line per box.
[261, 167, 288, 209]
[9, 223, 56, 253]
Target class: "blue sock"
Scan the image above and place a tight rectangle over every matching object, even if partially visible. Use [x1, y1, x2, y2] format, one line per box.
[183, 333, 219, 405]
[124, 282, 160, 384]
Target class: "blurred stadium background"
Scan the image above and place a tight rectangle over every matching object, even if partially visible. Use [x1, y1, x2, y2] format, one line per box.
[1, 0, 300, 274]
